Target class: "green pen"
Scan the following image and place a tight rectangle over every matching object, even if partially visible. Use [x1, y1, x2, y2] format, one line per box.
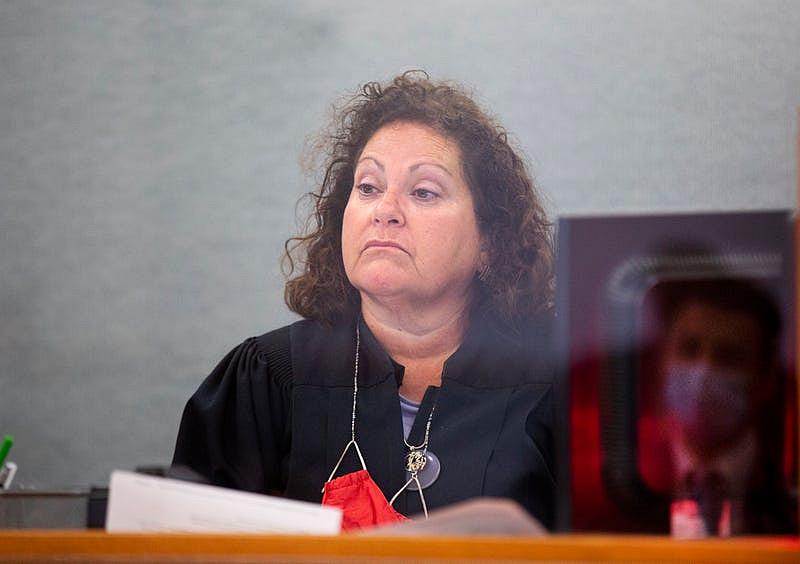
[0, 435, 13, 468]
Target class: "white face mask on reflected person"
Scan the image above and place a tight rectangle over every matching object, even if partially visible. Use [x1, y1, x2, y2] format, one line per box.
[664, 364, 752, 452]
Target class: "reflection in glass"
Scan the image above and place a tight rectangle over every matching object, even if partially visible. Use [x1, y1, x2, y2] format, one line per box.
[646, 279, 793, 536]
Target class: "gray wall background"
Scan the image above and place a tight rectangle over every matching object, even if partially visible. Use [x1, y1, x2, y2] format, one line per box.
[1, 0, 798, 487]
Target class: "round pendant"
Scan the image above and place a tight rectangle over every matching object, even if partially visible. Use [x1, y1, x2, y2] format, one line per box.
[405, 450, 440, 491]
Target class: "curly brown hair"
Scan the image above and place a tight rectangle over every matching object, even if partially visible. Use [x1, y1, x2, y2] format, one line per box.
[283, 71, 553, 325]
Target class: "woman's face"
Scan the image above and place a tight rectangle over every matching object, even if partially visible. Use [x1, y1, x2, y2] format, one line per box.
[341, 121, 485, 311]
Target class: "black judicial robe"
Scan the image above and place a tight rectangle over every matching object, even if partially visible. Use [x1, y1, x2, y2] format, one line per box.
[172, 315, 555, 527]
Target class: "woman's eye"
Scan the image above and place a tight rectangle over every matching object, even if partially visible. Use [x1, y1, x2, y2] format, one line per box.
[357, 183, 378, 195]
[412, 188, 437, 201]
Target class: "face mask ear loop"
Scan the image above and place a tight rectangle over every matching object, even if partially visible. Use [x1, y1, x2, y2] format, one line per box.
[414, 475, 429, 518]
[322, 323, 365, 493]
[388, 474, 429, 518]
[323, 439, 368, 491]
[388, 478, 412, 507]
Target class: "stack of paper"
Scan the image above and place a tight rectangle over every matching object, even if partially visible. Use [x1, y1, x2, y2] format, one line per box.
[106, 470, 342, 534]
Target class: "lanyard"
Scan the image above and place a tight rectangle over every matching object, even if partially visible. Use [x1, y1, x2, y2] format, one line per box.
[324, 323, 433, 518]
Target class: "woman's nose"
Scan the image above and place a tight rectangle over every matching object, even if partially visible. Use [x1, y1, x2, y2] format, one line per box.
[372, 189, 404, 225]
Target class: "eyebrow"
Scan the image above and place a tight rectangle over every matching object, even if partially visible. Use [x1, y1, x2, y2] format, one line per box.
[356, 156, 454, 178]
[356, 156, 384, 171]
[409, 161, 454, 177]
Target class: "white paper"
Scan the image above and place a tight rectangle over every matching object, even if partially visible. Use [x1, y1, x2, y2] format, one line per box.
[106, 470, 341, 534]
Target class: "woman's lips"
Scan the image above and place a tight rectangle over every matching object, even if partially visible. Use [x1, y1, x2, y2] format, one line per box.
[363, 240, 407, 253]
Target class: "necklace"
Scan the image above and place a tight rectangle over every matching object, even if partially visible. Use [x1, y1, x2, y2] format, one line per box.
[351, 322, 440, 517]
[403, 404, 435, 473]
[400, 397, 441, 496]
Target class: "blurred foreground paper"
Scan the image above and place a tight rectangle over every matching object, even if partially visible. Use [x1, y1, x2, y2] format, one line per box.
[362, 498, 548, 536]
[106, 470, 341, 534]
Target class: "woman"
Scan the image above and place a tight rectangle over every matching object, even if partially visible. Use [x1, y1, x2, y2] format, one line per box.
[172, 72, 555, 530]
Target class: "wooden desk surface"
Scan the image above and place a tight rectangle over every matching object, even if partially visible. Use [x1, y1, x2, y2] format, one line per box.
[0, 531, 798, 563]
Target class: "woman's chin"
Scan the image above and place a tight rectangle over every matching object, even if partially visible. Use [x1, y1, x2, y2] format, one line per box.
[349, 265, 411, 295]
[358, 280, 407, 299]
[352, 274, 414, 302]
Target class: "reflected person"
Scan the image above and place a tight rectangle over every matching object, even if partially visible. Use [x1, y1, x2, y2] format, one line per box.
[658, 279, 794, 535]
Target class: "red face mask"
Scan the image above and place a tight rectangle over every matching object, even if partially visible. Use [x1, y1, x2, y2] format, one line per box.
[321, 439, 408, 532]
